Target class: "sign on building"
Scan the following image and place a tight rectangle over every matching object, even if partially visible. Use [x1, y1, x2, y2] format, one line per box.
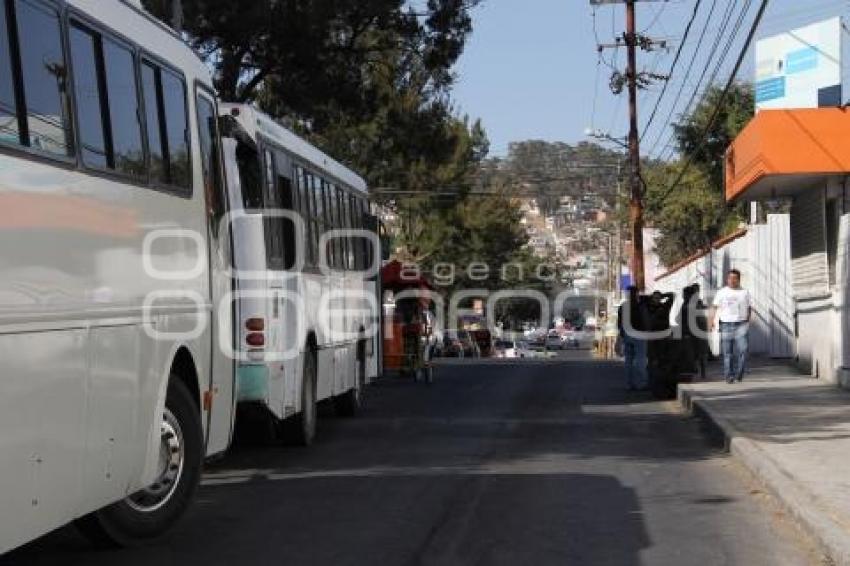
[755, 17, 842, 110]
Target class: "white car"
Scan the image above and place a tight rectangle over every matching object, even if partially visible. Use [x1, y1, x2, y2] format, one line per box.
[545, 332, 564, 350]
[494, 340, 518, 358]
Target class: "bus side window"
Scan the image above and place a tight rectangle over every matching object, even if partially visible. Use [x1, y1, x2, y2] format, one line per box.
[69, 22, 145, 178]
[262, 148, 285, 271]
[294, 165, 314, 266]
[312, 174, 328, 268]
[274, 151, 296, 269]
[140, 59, 191, 193]
[0, 0, 72, 156]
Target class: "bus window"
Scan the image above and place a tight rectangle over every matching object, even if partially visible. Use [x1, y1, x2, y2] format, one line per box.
[294, 166, 314, 265]
[140, 61, 191, 192]
[70, 23, 144, 177]
[103, 39, 144, 177]
[235, 141, 262, 210]
[140, 62, 165, 183]
[0, 4, 18, 144]
[275, 151, 297, 269]
[160, 70, 190, 190]
[69, 24, 107, 168]
[5, 0, 71, 156]
[262, 149, 285, 270]
[311, 173, 326, 267]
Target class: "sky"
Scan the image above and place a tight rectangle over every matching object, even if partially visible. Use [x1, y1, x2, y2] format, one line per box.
[452, 0, 849, 158]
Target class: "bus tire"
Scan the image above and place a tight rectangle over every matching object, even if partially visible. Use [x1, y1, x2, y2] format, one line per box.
[336, 341, 365, 417]
[287, 348, 317, 446]
[75, 377, 202, 547]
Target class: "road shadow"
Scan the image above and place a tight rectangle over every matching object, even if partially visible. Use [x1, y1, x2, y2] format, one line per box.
[4, 359, 724, 565]
[2, 471, 649, 566]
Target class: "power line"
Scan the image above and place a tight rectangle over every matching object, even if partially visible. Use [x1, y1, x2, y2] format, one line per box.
[659, 0, 754, 161]
[646, 0, 722, 157]
[649, 0, 736, 159]
[641, 0, 703, 142]
[657, 0, 771, 203]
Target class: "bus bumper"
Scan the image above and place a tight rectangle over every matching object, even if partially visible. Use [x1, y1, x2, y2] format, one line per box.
[236, 364, 270, 402]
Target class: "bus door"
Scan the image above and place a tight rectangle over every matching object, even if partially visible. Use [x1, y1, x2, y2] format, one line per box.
[261, 147, 299, 412]
[196, 89, 236, 455]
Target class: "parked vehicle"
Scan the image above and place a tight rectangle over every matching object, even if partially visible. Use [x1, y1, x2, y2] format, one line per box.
[517, 341, 540, 358]
[0, 0, 234, 552]
[563, 331, 581, 349]
[494, 339, 518, 358]
[220, 103, 380, 439]
[546, 331, 564, 351]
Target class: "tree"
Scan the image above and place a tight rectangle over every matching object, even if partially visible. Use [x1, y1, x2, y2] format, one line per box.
[646, 83, 754, 265]
[673, 83, 754, 188]
[143, 0, 478, 109]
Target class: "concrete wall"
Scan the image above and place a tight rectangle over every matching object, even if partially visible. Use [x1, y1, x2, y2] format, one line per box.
[651, 215, 794, 359]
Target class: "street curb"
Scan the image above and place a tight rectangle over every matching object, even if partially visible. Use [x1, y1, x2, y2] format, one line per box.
[679, 386, 850, 565]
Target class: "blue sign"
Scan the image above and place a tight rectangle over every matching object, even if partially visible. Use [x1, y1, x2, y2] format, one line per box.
[756, 77, 786, 103]
[786, 47, 819, 74]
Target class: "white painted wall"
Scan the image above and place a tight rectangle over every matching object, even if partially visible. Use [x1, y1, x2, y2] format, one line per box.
[650, 215, 795, 359]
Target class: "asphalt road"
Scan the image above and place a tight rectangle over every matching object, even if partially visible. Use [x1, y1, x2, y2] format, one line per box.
[3, 356, 817, 565]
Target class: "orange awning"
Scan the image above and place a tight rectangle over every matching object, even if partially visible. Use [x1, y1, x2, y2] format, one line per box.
[725, 108, 850, 202]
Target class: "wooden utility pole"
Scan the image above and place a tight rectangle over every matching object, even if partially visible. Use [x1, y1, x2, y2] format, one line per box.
[624, 0, 644, 290]
[591, 0, 666, 291]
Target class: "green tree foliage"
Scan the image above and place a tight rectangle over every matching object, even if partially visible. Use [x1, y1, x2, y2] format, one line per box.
[644, 162, 740, 266]
[645, 83, 754, 266]
[673, 83, 754, 188]
[144, 0, 548, 318]
[482, 141, 624, 215]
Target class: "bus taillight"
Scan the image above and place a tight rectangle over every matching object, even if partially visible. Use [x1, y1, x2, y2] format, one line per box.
[245, 317, 266, 332]
[246, 332, 265, 347]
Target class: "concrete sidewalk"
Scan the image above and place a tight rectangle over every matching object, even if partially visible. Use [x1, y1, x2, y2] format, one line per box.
[679, 359, 850, 565]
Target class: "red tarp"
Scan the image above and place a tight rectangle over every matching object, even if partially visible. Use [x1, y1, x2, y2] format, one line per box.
[381, 260, 434, 291]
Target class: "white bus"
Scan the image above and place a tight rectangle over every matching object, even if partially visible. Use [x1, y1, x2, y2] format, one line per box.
[218, 104, 381, 445]
[0, 0, 236, 553]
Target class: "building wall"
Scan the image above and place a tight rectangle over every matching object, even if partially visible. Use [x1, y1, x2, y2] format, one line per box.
[651, 215, 794, 359]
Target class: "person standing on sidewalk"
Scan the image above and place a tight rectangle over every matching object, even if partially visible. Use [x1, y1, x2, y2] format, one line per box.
[710, 269, 752, 383]
[618, 286, 648, 391]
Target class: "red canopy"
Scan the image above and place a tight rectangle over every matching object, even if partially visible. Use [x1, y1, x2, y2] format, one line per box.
[381, 260, 434, 291]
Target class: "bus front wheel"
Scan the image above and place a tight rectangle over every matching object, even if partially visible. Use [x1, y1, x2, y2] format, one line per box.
[75, 377, 202, 547]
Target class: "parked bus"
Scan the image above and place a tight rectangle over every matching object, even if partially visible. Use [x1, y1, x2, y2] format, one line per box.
[0, 0, 236, 553]
[218, 103, 381, 445]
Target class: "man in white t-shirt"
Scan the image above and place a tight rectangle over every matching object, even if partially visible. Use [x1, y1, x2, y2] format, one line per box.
[710, 269, 752, 383]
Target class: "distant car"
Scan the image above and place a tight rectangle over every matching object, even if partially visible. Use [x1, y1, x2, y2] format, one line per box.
[493, 339, 517, 358]
[545, 331, 564, 351]
[516, 340, 537, 358]
[563, 331, 580, 349]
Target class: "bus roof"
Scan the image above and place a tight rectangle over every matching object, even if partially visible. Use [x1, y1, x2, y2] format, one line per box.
[221, 103, 368, 194]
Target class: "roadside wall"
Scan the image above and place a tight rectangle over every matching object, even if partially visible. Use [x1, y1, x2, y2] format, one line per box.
[651, 215, 794, 359]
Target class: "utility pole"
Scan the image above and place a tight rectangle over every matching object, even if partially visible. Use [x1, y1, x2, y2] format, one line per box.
[591, 0, 666, 291]
[625, 0, 644, 291]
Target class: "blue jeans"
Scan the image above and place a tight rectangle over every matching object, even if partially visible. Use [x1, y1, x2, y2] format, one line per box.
[720, 322, 748, 382]
[623, 334, 648, 389]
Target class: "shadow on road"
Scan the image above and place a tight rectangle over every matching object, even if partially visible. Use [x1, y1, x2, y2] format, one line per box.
[2, 359, 728, 566]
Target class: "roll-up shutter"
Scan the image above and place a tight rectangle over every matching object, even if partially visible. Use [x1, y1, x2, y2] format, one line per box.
[790, 189, 828, 297]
